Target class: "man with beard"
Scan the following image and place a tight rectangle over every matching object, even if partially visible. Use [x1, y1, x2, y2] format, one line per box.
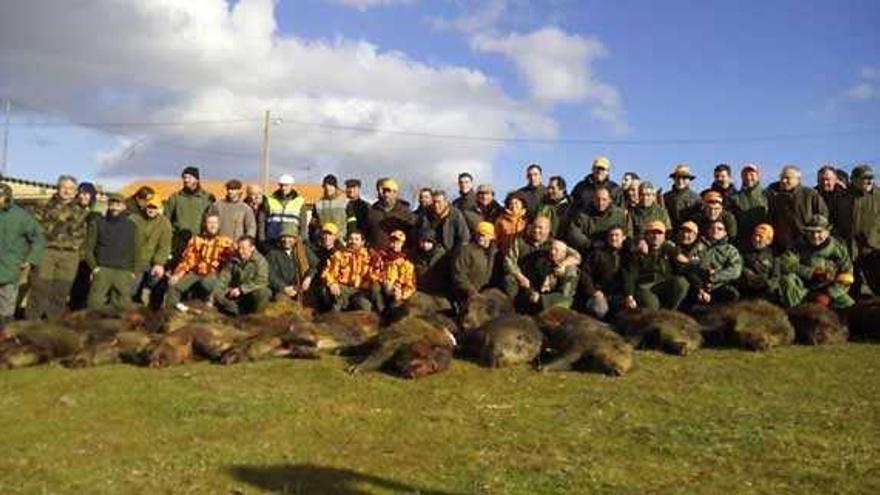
[580, 225, 630, 318]
[830, 165, 880, 296]
[84, 194, 137, 310]
[365, 178, 416, 249]
[165, 165, 215, 260]
[451, 222, 498, 304]
[164, 213, 235, 310]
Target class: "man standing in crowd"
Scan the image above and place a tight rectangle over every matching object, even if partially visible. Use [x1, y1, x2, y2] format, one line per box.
[453, 172, 476, 212]
[0, 184, 45, 338]
[212, 179, 256, 242]
[463, 184, 503, 232]
[537, 176, 572, 238]
[84, 194, 137, 310]
[622, 221, 690, 310]
[625, 182, 670, 241]
[267, 224, 316, 302]
[310, 174, 349, 244]
[767, 165, 828, 252]
[259, 173, 306, 247]
[796, 215, 854, 309]
[344, 179, 370, 235]
[165, 165, 214, 259]
[130, 194, 172, 307]
[28, 175, 90, 319]
[244, 184, 263, 218]
[567, 187, 627, 255]
[452, 222, 498, 304]
[212, 236, 271, 316]
[164, 213, 234, 310]
[414, 187, 434, 222]
[415, 190, 470, 253]
[663, 163, 701, 230]
[815, 164, 847, 229]
[516, 163, 547, 214]
[730, 163, 768, 248]
[833, 165, 880, 296]
[365, 178, 415, 249]
[571, 156, 622, 212]
[701, 163, 737, 206]
[320, 226, 371, 311]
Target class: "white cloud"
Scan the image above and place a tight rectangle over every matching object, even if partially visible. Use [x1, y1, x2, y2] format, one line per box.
[0, 0, 556, 187]
[430, 0, 508, 34]
[328, 0, 416, 11]
[861, 66, 880, 81]
[846, 66, 879, 102]
[472, 27, 628, 133]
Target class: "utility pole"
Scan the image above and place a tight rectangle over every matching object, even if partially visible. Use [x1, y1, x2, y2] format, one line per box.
[260, 109, 271, 192]
[1, 98, 10, 177]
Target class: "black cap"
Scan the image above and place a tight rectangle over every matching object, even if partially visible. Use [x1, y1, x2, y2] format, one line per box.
[181, 166, 200, 180]
[323, 174, 338, 187]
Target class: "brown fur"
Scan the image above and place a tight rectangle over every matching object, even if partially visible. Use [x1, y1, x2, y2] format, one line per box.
[787, 303, 848, 345]
[846, 297, 880, 341]
[149, 331, 195, 368]
[614, 308, 703, 356]
[458, 289, 515, 333]
[348, 315, 457, 378]
[464, 314, 543, 368]
[537, 310, 634, 376]
[700, 300, 795, 351]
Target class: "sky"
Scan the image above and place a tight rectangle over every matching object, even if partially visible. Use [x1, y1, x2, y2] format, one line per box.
[0, 0, 878, 197]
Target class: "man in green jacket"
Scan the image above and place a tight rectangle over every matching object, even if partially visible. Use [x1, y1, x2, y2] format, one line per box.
[626, 181, 671, 241]
[165, 165, 214, 261]
[689, 220, 743, 305]
[130, 194, 172, 307]
[212, 236, 271, 316]
[739, 224, 807, 307]
[730, 163, 769, 248]
[766, 165, 828, 252]
[517, 239, 579, 313]
[309, 174, 350, 245]
[566, 187, 627, 255]
[84, 194, 137, 310]
[834, 165, 880, 296]
[796, 215, 855, 309]
[451, 222, 498, 304]
[663, 164, 701, 230]
[0, 184, 45, 337]
[621, 221, 690, 310]
[27, 175, 90, 319]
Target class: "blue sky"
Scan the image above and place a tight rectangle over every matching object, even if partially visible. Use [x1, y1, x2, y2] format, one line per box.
[1, 0, 878, 195]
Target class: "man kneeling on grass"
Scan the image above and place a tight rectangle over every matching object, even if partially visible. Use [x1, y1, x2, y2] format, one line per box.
[362, 229, 416, 314]
[211, 236, 271, 316]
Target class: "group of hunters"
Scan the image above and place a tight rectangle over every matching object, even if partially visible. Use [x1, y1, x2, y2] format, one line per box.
[1, 157, 878, 337]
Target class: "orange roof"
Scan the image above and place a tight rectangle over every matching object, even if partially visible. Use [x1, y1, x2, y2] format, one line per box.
[118, 179, 323, 204]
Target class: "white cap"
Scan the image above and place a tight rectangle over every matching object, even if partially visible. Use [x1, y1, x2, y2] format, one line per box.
[278, 174, 295, 185]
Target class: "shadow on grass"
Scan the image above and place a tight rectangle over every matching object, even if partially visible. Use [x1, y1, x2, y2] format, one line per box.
[229, 463, 466, 494]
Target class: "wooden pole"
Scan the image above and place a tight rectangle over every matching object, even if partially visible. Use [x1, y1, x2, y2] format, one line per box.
[1, 99, 10, 176]
[260, 109, 271, 192]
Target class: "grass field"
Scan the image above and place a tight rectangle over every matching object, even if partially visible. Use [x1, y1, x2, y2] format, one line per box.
[1, 344, 879, 494]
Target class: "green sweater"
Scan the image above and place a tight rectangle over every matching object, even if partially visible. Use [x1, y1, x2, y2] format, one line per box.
[130, 213, 173, 271]
[215, 251, 270, 295]
[0, 201, 45, 284]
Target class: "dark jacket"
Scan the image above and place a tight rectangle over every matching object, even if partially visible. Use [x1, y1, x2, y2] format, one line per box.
[365, 200, 416, 249]
[571, 175, 622, 212]
[581, 245, 629, 296]
[766, 183, 828, 252]
[662, 187, 701, 229]
[836, 187, 880, 257]
[415, 207, 470, 253]
[463, 200, 503, 233]
[85, 213, 136, 271]
[516, 184, 547, 215]
[413, 245, 450, 296]
[730, 184, 768, 247]
[689, 209, 738, 242]
[566, 205, 627, 254]
[626, 203, 671, 239]
[700, 183, 737, 207]
[622, 242, 683, 296]
[346, 197, 371, 234]
[0, 200, 45, 284]
[537, 196, 572, 238]
[452, 190, 477, 212]
[451, 242, 497, 298]
[817, 186, 849, 234]
[267, 243, 318, 294]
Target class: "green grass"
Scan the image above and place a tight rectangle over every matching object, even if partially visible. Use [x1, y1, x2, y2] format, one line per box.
[1, 344, 879, 494]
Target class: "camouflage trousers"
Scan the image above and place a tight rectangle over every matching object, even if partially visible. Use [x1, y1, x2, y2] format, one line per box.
[88, 267, 137, 310]
[27, 248, 80, 319]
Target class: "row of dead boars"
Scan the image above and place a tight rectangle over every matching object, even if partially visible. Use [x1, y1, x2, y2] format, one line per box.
[2, 293, 879, 379]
